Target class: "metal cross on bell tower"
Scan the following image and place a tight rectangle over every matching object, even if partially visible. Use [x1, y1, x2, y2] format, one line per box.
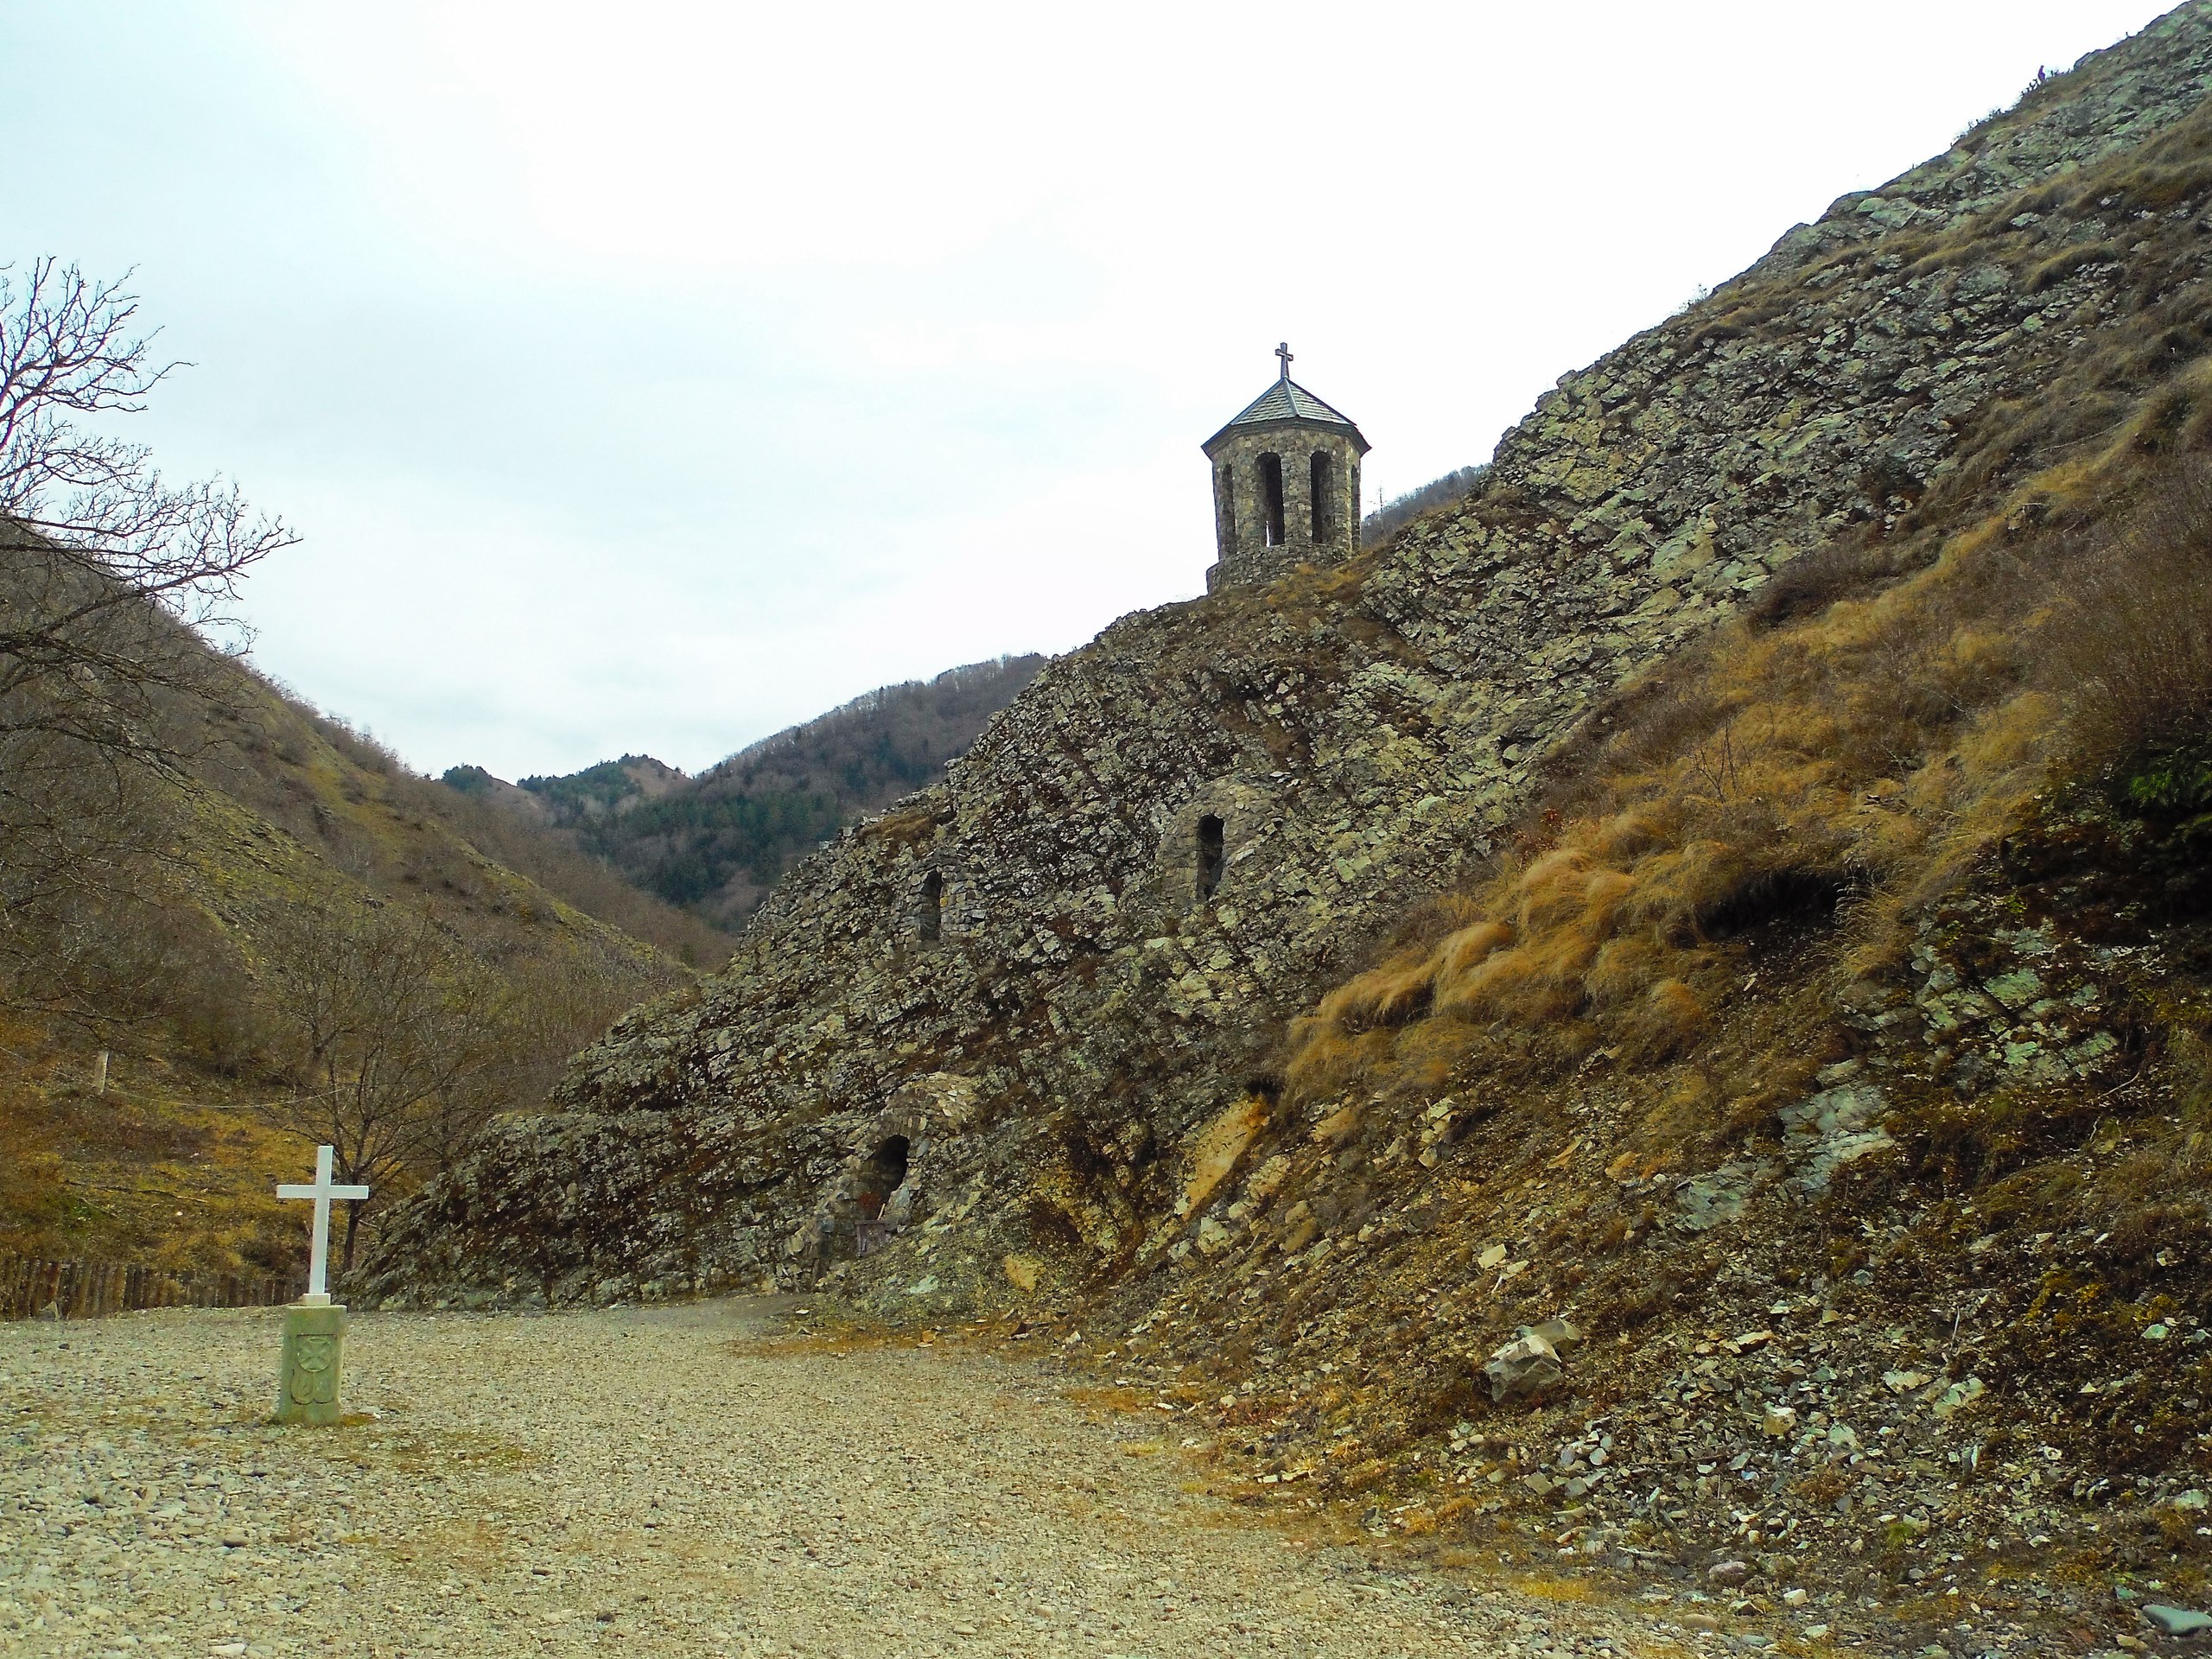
[1275, 340, 1294, 380]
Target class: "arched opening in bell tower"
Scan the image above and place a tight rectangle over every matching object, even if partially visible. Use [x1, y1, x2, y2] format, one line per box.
[1258, 454, 1286, 547]
[1310, 451, 1333, 544]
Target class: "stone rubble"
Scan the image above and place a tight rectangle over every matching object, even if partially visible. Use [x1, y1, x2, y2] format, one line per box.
[3, 1303, 1692, 1658]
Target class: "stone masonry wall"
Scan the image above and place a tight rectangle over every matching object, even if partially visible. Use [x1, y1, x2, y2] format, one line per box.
[1207, 424, 1364, 593]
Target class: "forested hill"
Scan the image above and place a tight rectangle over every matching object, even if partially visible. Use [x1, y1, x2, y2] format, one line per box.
[446, 654, 1047, 928]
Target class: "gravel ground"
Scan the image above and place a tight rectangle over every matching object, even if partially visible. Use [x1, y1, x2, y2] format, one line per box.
[0, 1300, 1683, 1657]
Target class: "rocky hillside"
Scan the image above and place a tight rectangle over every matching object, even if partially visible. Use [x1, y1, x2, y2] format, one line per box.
[369, 5, 2212, 1628]
[446, 655, 1047, 929]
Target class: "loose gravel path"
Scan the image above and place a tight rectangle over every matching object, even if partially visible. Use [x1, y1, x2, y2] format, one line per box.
[1, 1300, 1675, 1657]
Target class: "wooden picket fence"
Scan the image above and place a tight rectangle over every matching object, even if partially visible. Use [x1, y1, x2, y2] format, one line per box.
[0, 1255, 294, 1322]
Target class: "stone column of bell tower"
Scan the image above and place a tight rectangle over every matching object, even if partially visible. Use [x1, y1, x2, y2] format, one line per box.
[1200, 344, 1370, 594]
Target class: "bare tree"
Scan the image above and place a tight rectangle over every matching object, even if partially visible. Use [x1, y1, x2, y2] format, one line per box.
[256, 900, 489, 1269]
[405, 949, 646, 1179]
[0, 259, 296, 1005]
[0, 258, 295, 736]
[254, 900, 645, 1268]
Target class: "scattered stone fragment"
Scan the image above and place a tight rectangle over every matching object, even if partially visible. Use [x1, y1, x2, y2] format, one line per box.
[2145, 1605, 2212, 1637]
[1485, 1328, 1566, 1403]
[1931, 1376, 1986, 1418]
[1526, 1317, 1585, 1353]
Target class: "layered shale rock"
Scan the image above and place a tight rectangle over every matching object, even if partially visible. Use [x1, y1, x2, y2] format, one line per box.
[364, 5, 2212, 1322]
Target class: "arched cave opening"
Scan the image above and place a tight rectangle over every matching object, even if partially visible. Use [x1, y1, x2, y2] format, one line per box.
[918, 870, 943, 944]
[856, 1135, 911, 1221]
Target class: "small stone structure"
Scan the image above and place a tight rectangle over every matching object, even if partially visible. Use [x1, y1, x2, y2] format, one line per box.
[798, 1073, 979, 1277]
[1158, 775, 1281, 910]
[907, 861, 978, 948]
[276, 1303, 347, 1426]
[1201, 344, 1370, 593]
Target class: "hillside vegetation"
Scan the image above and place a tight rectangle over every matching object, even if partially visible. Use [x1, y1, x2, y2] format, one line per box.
[0, 643, 696, 1278]
[2, 280, 1033, 1283]
[1294, 92, 2212, 1097]
[0, 259, 709, 1279]
[1116, 47, 2212, 1616]
[448, 655, 1047, 927]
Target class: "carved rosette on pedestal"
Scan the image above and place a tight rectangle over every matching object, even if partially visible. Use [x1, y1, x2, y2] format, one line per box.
[276, 1302, 347, 1426]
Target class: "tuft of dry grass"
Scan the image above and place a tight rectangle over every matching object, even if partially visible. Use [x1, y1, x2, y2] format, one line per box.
[2042, 457, 2212, 788]
[1287, 396, 2212, 1110]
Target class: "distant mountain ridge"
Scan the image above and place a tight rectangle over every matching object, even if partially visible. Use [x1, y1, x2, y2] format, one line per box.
[444, 654, 1047, 928]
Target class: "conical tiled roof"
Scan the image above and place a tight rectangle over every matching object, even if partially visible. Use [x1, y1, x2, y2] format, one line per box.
[1203, 370, 1369, 456]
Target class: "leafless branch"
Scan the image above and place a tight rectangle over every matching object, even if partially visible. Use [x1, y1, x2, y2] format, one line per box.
[0, 261, 297, 998]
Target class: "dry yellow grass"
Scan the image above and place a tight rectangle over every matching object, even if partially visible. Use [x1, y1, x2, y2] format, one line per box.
[1288, 388, 2212, 1109]
[0, 1013, 311, 1273]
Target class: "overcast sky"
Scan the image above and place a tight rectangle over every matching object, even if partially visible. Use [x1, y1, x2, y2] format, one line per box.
[0, 1, 2178, 779]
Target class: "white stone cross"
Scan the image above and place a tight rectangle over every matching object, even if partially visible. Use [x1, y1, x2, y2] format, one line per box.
[276, 1145, 370, 1306]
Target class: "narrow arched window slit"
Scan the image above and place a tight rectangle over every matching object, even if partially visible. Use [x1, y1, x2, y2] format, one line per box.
[1197, 815, 1226, 901]
[918, 870, 943, 942]
[1259, 454, 1286, 548]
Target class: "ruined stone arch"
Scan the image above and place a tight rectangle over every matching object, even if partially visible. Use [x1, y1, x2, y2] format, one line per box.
[908, 861, 969, 946]
[796, 1073, 981, 1275]
[855, 1135, 910, 1218]
[1196, 815, 1225, 900]
[917, 869, 944, 944]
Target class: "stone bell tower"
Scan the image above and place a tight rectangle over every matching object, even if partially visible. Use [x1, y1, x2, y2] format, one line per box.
[1201, 343, 1370, 594]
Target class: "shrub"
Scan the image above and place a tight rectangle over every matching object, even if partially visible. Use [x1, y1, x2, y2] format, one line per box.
[2044, 459, 2212, 781]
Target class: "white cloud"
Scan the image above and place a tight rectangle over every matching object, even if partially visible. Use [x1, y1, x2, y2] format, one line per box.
[0, 0, 2176, 775]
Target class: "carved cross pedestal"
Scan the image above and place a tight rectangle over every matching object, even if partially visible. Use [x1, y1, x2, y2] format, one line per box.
[274, 1145, 369, 1427]
[276, 1302, 347, 1426]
